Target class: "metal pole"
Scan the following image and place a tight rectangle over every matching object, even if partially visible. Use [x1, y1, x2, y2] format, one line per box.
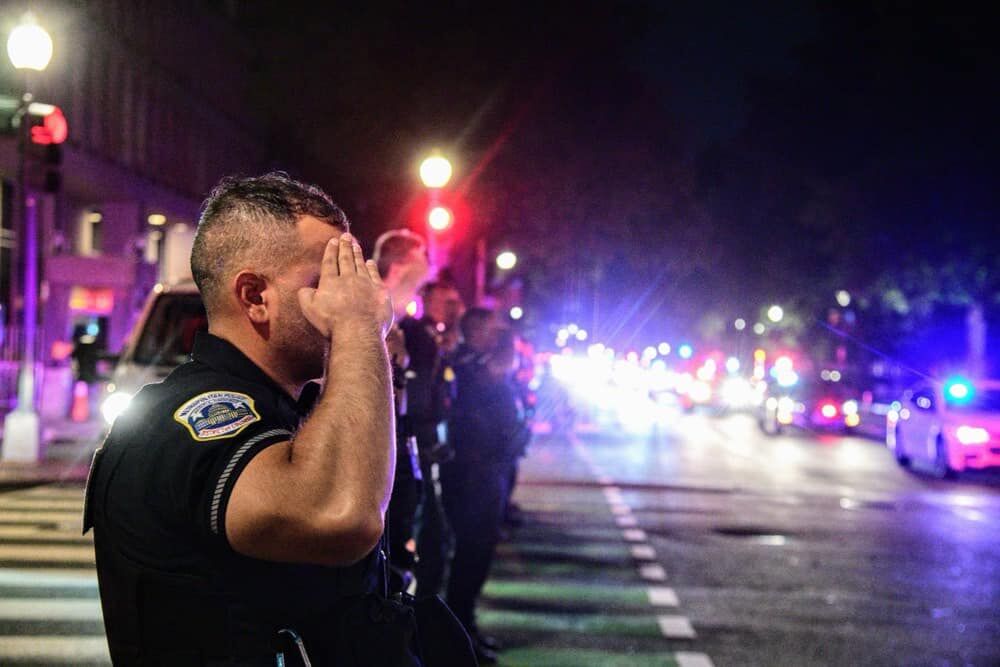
[1, 92, 41, 462]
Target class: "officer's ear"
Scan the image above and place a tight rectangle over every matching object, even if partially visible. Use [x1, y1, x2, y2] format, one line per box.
[234, 272, 270, 324]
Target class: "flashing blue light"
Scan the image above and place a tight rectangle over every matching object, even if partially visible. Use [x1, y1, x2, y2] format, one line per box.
[85, 322, 99, 336]
[678, 344, 693, 359]
[944, 376, 975, 404]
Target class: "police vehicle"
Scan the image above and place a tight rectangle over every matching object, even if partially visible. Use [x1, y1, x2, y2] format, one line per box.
[886, 377, 1000, 477]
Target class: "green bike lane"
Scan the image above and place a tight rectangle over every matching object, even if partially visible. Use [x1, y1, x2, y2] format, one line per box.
[477, 433, 714, 667]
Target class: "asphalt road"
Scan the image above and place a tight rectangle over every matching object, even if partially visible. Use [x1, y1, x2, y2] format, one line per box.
[487, 411, 1000, 667]
[0, 410, 997, 666]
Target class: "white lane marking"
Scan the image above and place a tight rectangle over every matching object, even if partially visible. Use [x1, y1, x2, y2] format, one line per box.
[639, 564, 667, 581]
[647, 586, 679, 606]
[615, 514, 638, 527]
[0, 568, 97, 587]
[8, 486, 87, 499]
[0, 525, 93, 542]
[657, 615, 696, 639]
[0, 599, 102, 621]
[622, 528, 648, 542]
[676, 651, 715, 667]
[602, 487, 624, 502]
[0, 544, 95, 563]
[0, 498, 88, 511]
[0, 511, 83, 525]
[610, 503, 632, 516]
[0, 636, 109, 661]
[630, 544, 656, 560]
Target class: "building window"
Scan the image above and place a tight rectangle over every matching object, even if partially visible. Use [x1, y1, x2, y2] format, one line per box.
[79, 210, 103, 256]
[144, 228, 164, 264]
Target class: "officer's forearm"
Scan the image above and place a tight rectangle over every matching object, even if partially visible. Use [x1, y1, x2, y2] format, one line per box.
[290, 326, 395, 545]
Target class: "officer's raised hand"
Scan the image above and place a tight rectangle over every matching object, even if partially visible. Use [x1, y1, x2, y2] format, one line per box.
[226, 228, 396, 567]
[298, 232, 394, 340]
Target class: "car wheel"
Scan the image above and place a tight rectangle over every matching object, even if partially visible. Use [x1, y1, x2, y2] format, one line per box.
[932, 435, 957, 479]
[893, 425, 911, 468]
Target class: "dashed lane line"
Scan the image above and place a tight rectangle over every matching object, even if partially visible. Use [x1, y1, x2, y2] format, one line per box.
[630, 544, 657, 560]
[639, 563, 667, 581]
[622, 528, 648, 542]
[616, 514, 639, 527]
[676, 651, 716, 667]
[647, 587, 679, 607]
[657, 615, 697, 639]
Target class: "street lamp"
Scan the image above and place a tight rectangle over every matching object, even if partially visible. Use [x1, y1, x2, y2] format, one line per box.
[766, 305, 784, 323]
[496, 250, 517, 270]
[1, 13, 52, 463]
[419, 154, 452, 189]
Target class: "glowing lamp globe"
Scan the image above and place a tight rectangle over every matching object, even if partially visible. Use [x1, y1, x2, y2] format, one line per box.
[7, 16, 53, 71]
[428, 206, 453, 231]
[419, 155, 452, 188]
[767, 305, 784, 323]
[496, 251, 517, 270]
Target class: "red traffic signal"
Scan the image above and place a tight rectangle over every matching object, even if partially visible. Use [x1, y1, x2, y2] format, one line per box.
[27, 103, 67, 145]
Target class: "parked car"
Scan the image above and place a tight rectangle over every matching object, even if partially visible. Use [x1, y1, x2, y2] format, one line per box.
[887, 377, 1000, 477]
[100, 281, 205, 426]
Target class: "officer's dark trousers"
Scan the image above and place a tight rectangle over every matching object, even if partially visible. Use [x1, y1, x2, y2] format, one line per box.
[441, 453, 510, 631]
[387, 441, 420, 593]
[414, 461, 454, 597]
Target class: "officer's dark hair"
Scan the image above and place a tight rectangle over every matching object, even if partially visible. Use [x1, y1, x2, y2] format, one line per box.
[460, 307, 494, 340]
[191, 172, 349, 316]
[372, 228, 425, 279]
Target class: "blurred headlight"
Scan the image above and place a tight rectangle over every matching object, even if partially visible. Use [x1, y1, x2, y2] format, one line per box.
[956, 425, 989, 446]
[842, 400, 859, 416]
[101, 391, 134, 425]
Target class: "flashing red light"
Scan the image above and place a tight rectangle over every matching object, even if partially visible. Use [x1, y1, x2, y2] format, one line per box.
[30, 106, 68, 145]
[820, 402, 838, 419]
[428, 206, 453, 231]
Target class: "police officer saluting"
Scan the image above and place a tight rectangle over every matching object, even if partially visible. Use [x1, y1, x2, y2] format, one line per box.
[84, 174, 420, 665]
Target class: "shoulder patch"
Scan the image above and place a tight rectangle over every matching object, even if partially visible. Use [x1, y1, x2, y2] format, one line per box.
[173, 391, 261, 442]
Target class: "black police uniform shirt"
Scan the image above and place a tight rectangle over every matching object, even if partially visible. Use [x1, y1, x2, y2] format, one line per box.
[88, 333, 382, 624]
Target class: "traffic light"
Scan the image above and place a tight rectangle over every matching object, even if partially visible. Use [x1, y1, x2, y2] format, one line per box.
[0, 96, 67, 193]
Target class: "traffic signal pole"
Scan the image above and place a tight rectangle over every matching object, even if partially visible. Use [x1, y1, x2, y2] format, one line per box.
[1, 93, 42, 463]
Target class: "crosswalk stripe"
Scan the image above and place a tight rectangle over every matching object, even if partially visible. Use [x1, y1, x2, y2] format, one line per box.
[647, 586, 679, 606]
[657, 615, 696, 639]
[0, 636, 109, 661]
[0, 543, 95, 563]
[0, 598, 102, 621]
[676, 651, 716, 667]
[0, 510, 83, 524]
[0, 568, 97, 587]
[615, 514, 638, 527]
[0, 498, 88, 511]
[0, 525, 93, 542]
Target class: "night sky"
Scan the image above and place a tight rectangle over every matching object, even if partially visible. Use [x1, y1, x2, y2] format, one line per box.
[232, 1, 999, 351]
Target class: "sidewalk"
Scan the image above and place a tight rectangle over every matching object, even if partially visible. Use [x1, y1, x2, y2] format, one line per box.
[0, 415, 104, 486]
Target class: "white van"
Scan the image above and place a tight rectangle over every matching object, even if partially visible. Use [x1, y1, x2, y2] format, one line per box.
[100, 281, 206, 425]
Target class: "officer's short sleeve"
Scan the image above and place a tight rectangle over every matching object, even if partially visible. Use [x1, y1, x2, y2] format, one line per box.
[165, 388, 292, 549]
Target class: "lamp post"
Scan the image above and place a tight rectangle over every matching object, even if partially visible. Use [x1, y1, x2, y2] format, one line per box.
[418, 152, 453, 273]
[1, 13, 52, 463]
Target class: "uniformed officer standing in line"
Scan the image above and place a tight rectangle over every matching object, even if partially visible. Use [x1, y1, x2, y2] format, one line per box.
[441, 307, 520, 664]
[372, 229, 430, 593]
[84, 174, 420, 665]
[405, 281, 465, 598]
